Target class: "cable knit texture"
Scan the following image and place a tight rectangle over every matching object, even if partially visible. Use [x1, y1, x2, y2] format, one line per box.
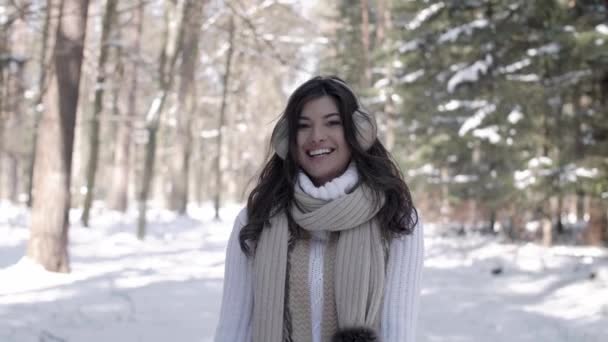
[297, 162, 358, 201]
[214, 166, 424, 342]
[253, 182, 385, 341]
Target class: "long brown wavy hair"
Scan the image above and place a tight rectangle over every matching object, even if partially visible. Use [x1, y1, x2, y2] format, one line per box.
[239, 76, 418, 256]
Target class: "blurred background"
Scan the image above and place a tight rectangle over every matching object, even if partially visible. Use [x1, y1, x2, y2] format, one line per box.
[0, 0, 607, 341]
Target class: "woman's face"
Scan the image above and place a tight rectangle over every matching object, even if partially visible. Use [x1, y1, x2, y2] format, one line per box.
[295, 96, 352, 186]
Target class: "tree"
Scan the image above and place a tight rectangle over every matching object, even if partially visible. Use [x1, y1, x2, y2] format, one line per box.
[107, 0, 144, 212]
[81, 0, 118, 227]
[27, 0, 90, 272]
[137, 0, 184, 239]
[319, 0, 607, 245]
[168, 0, 206, 214]
[213, 13, 235, 221]
[26, 0, 54, 208]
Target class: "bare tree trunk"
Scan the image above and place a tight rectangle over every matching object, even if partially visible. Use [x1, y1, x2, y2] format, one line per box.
[376, 0, 396, 151]
[0, 4, 10, 199]
[576, 189, 586, 222]
[5, 60, 26, 203]
[107, 0, 144, 212]
[542, 216, 552, 246]
[137, 0, 184, 238]
[573, 88, 586, 222]
[6, 153, 18, 202]
[556, 193, 564, 235]
[0, 57, 4, 199]
[440, 167, 451, 226]
[585, 197, 606, 245]
[0, 4, 27, 202]
[26, 0, 54, 208]
[214, 14, 235, 220]
[138, 102, 159, 239]
[27, 0, 90, 273]
[169, 0, 205, 214]
[359, 0, 371, 88]
[81, 0, 118, 226]
[228, 53, 247, 201]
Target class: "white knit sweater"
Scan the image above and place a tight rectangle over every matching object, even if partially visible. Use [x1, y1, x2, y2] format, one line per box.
[214, 165, 424, 342]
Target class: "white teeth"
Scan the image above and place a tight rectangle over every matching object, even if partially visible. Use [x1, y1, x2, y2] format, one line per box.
[308, 148, 332, 157]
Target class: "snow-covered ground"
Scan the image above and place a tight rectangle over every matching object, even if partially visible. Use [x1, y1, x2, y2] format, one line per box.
[1, 201, 607, 342]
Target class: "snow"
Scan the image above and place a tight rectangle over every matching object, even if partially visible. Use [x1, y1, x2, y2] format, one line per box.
[473, 125, 501, 144]
[499, 58, 531, 74]
[374, 78, 390, 89]
[507, 106, 524, 124]
[0, 202, 241, 342]
[1, 202, 607, 342]
[514, 169, 535, 189]
[561, 164, 600, 182]
[447, 55, 493, 93]
[528, 156, 553, 168]
[391, 93, 403, 104]
[408, 163, 439, 178]
[260, 34, 325, 44]
[575, 168, 599, 178]
[596, 24, 608, 35]
[527, 43, 560, 57]
[438, 99, 488, 112]
[550, 70, 592, 87]
[459, 103, 497, 136]
[145, 95, 163, 123]
[453, 174, 479, 183]
[398, 69, 425, 84]
[200, 129, 220, 139]
[421, 229, 608, 341]
[514, 157, 559, 188]
[438, 19, 489, 43]
[506, 74, 540, 82]
[397, 39, 420, 53]
[407, 2, 445, 30]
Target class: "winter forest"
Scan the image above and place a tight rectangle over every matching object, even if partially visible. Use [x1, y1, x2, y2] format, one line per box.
[0, 0, 607, 341]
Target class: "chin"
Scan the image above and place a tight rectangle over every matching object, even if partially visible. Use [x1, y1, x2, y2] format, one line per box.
[308, 170, 339, 185]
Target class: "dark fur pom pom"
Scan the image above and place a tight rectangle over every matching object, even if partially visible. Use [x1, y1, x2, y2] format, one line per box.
[332, 327, 378, 342]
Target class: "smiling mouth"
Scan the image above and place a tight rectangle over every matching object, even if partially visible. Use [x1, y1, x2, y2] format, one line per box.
[307, 148, 334, 157]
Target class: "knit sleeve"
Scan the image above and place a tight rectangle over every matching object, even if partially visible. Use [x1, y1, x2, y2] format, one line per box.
[214, 208, 253, 342]
[380, 215, 424, 342]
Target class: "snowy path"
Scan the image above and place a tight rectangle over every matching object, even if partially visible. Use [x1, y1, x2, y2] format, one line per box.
[420, 233, 607, 341]
[1, 203, 607, 342]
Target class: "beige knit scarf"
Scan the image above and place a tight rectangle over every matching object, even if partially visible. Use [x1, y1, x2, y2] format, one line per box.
[252, 184, 386, 342]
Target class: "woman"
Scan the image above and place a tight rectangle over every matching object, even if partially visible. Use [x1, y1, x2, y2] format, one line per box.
[214, 76, 423, 342]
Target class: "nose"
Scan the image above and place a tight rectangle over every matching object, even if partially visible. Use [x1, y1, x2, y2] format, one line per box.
[310, 124, 326, 143]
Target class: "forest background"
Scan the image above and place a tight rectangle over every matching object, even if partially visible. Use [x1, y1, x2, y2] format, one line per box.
[0, 0, 607, 341]
[1, 0, 606, 270]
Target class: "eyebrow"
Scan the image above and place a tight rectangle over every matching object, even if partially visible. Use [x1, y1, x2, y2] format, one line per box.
[299, 113, 341, 121]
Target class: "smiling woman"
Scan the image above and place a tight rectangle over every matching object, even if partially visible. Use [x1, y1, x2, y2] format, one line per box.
[295, 96, 352, 186]
[214, 76, 424, 342]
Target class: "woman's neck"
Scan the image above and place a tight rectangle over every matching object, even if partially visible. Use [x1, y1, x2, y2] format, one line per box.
[297, 162, 358, 201]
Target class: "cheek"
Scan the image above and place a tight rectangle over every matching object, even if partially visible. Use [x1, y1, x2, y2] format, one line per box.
[342, 145, 352, 161]
[294, 133, 306, 161]
[295, 132, 305, 150]
[336, 130, 348, 148]
[338, 132, 352, 158]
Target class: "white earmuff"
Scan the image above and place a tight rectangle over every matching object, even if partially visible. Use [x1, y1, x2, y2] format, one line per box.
[270, 116, 289, 159]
